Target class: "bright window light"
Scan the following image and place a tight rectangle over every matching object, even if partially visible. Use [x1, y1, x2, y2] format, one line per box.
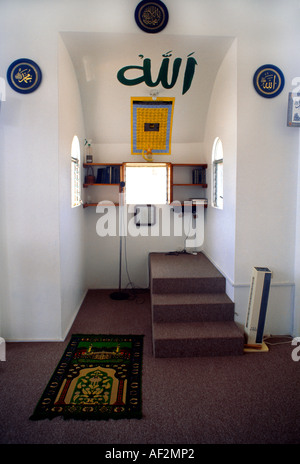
[212, 137, 223, 209]
[71, 135, 81, 208]
[124, 163, 170, 204]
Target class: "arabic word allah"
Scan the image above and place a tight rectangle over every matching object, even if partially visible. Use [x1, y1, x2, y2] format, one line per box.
[142, 6, 162, 26]
[253, 65, 285, 98]
[117, 52, 197, 95]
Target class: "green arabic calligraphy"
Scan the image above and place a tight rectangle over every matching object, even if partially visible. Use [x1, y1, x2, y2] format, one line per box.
[117, 52, 197, 95]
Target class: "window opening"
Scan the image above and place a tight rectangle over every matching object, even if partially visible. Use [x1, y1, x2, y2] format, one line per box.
[124, 163, 170, 205]
[212, 137, 223, 209]
[71, 135, 81, 208]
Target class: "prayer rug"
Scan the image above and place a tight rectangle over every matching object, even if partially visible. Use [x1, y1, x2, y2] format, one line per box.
[30, 334, 143, 421]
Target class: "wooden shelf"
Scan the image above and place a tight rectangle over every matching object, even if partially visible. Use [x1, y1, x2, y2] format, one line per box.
[83, 202, 119, 208]
[173, 183, 208, 187]
[172, 163, 207, 167]
[170, 163, 207, 204]
[82, 162, 208, 208]
[83, 183, 120, 188]
[83, 203, 97, 208]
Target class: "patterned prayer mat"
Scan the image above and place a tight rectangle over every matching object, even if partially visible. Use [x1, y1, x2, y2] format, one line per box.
[30, 334, 143, 421]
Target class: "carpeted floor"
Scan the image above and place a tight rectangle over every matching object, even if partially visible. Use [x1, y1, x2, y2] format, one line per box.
[0, 289, 300, 445]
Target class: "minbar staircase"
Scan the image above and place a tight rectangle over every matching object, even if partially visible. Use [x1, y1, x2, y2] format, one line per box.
[149, 252, 244, 358]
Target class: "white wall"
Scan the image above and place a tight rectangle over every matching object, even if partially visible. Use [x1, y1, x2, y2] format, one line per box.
[83, 141, 205, 290]
[233, 23, 299, 334]
[203, 40, 237, 299]
[0, 2, 62, 340]
[294, 131, 300, 337]
[58, 37, 87, 338]
[199, 2, 300, 336]
[0, 1, 91, 340]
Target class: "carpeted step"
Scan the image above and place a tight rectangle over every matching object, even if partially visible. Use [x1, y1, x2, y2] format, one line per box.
[151, 292, 235, 323]
[151, 276, 225, 294]
[150, 252, 226, 294]
[149, 252, 244, 358]
[152, 321, 244, 358]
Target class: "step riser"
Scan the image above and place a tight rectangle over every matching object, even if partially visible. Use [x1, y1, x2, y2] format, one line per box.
[152, 303, 234, 323]
[149, 252, 244, 358]
[153, 338, 244, 358]
[151, 278, 225, 294]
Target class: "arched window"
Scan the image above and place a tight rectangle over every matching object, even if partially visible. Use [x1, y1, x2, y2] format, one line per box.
[71, 136, 81, 208]
[212, 137, 223, 209]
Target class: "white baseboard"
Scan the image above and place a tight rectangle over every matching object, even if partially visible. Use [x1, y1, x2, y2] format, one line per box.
[4, 289, 88, 343]
[202, 250, 295, 289]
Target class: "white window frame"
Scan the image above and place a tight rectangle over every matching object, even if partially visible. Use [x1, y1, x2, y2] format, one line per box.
[212, 137, 223, 209]
[71, 135, 82, 208]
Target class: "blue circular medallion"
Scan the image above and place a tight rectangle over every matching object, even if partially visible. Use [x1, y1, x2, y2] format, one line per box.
[135, 0, 169, 33]
[7, 58, 42, 94]
[253, 64, 284, 98]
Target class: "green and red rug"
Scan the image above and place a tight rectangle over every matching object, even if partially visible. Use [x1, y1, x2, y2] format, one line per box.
[30, 334, 143, 421]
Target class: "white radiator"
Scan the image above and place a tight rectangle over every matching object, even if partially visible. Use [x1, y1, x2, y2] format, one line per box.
[0, 337, 6, 361]
[245, 267, 272, 346]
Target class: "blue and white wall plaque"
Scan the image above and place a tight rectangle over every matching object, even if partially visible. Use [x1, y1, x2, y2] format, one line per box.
[253, 64, 284, 98]
[7, 58, 42, 94]
[135, 0, 169, 33]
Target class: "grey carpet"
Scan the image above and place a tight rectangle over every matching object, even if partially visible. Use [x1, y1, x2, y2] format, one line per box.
[0, 289, 299, 444]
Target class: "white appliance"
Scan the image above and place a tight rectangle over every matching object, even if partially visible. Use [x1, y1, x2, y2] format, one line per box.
[0, 337, 6, 361]
[245, 267, 272, 346]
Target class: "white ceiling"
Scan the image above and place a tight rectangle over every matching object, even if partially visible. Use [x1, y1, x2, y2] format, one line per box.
[61, 32, 234, 145]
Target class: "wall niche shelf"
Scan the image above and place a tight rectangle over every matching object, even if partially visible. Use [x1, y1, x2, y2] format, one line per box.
[83, 163, 122, 208]
[82, 162, 208, 208]
[83, 163, 122, 187]
[170, 163, 208, 207]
